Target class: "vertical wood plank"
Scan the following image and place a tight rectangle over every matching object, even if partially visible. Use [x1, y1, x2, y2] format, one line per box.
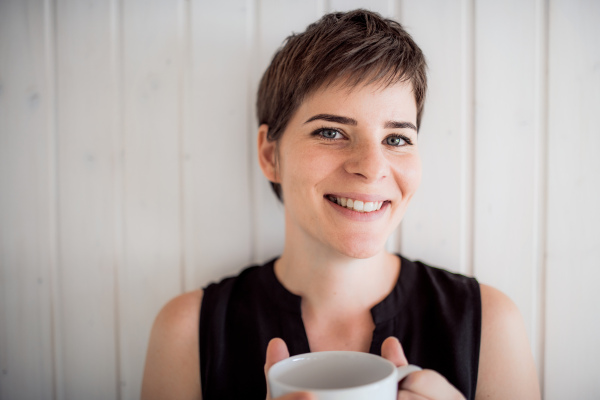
[398, 0, 468, 273]
[251, 0, 320, 263]
[183, 0, 253, 289]
[0, 1, 55, 399]
[117, 0, 184, 398]
[545, 0, 600, 398]
[330, 3, 394, 227]
[472, 0, 539, 346]
[385, 0, 407, 254]
[532, 0, 549, 389]
[328, 0, 390, 15]
[55, 0, 119, 397]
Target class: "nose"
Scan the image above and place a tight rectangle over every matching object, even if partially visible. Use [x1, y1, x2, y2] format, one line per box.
[343, 141, 389, 183]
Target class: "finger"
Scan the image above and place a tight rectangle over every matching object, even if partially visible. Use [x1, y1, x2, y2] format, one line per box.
[265, 337, 290, 374]
[399, 370, 465, 400]
[273, 392, 316, 400]
[381, 336, 409, 367]
[397, 390, 429, 400]
[265, 338, 291, 400]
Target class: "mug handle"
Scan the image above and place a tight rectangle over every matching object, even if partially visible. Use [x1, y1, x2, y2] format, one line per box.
[396, 364, 422, 382]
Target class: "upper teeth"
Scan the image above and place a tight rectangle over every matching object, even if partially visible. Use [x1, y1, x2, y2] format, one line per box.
[328, 196, 384, 212]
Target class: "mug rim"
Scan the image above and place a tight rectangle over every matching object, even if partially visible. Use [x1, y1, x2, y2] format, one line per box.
[268, 351, 397, 393]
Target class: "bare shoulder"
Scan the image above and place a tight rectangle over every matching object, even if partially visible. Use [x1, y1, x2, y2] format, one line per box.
[141, 289, 204, 400]
[476, 284, 540, 400]
[154, 289, 204, 332]
[480, 284, 521, 329]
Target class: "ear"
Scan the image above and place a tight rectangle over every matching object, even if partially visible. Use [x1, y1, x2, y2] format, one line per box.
[257, 124, 279, 183]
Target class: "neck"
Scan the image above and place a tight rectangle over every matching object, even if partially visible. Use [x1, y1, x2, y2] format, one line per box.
[275, 235, 400, 314]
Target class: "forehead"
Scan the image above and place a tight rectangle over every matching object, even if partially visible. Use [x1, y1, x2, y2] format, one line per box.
[294, 79, 417, 124]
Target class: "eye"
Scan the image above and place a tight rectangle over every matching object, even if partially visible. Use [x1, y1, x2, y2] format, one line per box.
[384, 135, 411, 147]
[314, 128, 344, 140]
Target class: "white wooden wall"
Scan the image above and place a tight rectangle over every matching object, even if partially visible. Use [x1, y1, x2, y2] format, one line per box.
[1, 0, 598, 399]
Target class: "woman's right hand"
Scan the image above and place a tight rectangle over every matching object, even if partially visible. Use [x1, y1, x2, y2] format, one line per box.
[264, 338, 315, 400]
[381, 337, 465, 400]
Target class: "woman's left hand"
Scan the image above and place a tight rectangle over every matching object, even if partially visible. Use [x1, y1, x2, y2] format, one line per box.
[381, 337, 466, 400]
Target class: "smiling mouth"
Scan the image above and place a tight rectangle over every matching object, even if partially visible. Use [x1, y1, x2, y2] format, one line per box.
[326, 195, 389, 213]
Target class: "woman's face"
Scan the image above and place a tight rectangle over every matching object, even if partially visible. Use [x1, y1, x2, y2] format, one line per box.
[261, 80, 421, 259]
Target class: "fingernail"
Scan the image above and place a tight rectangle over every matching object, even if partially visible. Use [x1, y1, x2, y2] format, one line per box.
[293, 392, 314, 400]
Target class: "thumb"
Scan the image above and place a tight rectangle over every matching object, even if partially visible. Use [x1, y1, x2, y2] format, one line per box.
[381, 336, 409, 367]
[265, 337, 290, 374]
[264, 340, 315, 400]
[265, 338, 290, 400]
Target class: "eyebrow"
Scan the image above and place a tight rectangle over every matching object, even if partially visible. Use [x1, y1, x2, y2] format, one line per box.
[304, 114, 357, 126]
[384, 120, 418, 131]
[304, 113, 417, 132]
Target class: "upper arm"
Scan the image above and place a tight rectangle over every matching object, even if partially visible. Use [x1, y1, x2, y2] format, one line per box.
[475, 284, 540, 400]
[141, 289, 204, 400]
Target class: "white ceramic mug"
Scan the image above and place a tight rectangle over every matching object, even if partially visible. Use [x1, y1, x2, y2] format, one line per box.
[268, 351, 422, 400]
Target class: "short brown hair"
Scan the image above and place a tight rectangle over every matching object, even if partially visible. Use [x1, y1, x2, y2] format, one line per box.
[256, 9, 427, 200]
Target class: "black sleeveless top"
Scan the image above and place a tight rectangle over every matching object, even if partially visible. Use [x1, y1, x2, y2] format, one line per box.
[200, 255, 481, 399]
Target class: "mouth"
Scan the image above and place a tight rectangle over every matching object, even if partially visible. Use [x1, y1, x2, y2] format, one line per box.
[325, 195, 389, 213]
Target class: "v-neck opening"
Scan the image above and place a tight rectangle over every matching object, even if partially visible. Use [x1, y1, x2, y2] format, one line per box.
[263, 254, 409, 355]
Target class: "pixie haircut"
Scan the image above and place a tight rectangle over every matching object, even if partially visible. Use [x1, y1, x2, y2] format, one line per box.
[257, 9, 427, 201]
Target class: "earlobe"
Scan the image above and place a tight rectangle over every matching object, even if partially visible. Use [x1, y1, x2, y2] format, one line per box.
[257, 124, 279, 183]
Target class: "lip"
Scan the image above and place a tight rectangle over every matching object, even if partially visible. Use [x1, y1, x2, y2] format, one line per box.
[325, 192, 390, 203]
[325, 196, 390, 222]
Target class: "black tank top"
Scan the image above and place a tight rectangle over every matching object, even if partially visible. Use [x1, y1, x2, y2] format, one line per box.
[200, 255, 481, 399]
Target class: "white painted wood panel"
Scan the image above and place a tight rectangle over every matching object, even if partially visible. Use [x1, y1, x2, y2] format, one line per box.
[250, 0, 321, 263]
[472, 0, 539, 348]
[183, 0, 253, 289]
[0, 1, 54, 399]
[545, 0, 600, 398]
[398, 0, 468, 274]
[329, 0, 401, 257]
[54, 0, 119, 398]
[328, 0, 390, 15]
[117, 1, 186, 399]
[2, 1, 600, 399]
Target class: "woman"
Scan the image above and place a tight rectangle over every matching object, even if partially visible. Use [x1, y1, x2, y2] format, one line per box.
[141, 10, 540, 400]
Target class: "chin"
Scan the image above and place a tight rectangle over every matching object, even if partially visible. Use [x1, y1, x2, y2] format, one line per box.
[334, 238, 387, 260]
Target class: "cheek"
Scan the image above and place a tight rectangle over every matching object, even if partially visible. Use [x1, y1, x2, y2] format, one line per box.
[393, 154, 422, 195]
[279, 146, 338, 194]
